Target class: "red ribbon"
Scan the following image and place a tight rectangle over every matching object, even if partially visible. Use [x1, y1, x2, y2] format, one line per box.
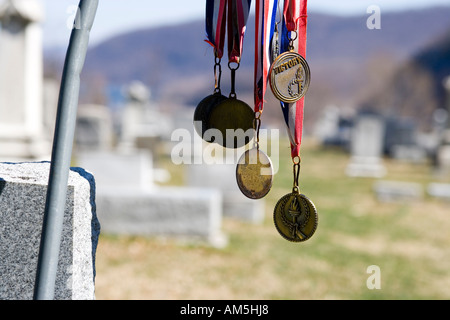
[254, 0, 278, 113]
[284, 0, 308, 158]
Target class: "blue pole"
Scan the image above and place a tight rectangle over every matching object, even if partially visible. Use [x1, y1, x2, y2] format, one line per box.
[34, 0, 99, 300]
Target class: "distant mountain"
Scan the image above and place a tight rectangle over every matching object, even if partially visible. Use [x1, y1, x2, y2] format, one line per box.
[45, 6, 450, 131]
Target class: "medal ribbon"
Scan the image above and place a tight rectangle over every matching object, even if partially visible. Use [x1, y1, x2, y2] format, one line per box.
[279, 0, 308, 158]
[254, 0, 279, 113]
[227, 0, 252, 64]
[205, 0, 228, 59]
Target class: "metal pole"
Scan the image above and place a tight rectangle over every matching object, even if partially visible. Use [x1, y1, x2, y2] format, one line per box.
[34, 0, 99, 300]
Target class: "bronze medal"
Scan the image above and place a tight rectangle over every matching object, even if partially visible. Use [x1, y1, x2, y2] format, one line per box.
[208, 97, 254, 149]
[194, 92, 227, 142]
[269, 51, 310, 103]
[273, 192, 318, 242]
[236, 148, 273, 199]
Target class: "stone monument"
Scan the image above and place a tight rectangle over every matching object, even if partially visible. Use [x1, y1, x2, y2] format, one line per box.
[0, 0, 49, 160]
[346, 111, 386, 178]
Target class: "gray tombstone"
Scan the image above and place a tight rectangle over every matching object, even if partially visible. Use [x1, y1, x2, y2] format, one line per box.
[434, 76, 450, 176]
[346, 112, 386, 178]
[373, 180, 423, 203]
[75, 104, 114, 151]
[427, 182, 450, 201]
[0, 162, 100, 300]
[119, 81, 173, 152]
[76, 148, 228, 247]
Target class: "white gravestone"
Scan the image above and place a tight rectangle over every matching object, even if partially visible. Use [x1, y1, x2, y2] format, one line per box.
[0, 0, 50, 160]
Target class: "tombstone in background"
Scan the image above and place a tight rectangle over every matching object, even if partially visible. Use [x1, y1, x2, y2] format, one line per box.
[119, 81, 173, 154]
[384, 117, 426, 163]
[75, 101, 227, 248]
[75, 104, 114, 151]
[187, 158, 265, 224]
[427, 182, 450, 201]
[77, 148, 154, 192]
[0, 0, 50, 160]
[314, 105, 354, 149]
[96, 186, 226, 248]
[346, 111, 386, 178]
[373, 180, 423, 203]
[444, 76, 450, 130]
[434, 76, 450, 177]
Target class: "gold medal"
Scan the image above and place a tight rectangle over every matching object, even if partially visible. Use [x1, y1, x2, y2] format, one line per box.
[207, 61, 254, 149]
[269, 51, 310, 103]
[273, 191, 318, 242]
[236, 148, 273, 199]
[208, 97, 254, 149]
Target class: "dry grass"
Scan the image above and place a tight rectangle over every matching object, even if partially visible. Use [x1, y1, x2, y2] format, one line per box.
[93, 139, 450, 300]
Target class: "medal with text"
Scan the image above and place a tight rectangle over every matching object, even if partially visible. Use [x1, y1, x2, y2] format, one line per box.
[269, 51, 310, 104]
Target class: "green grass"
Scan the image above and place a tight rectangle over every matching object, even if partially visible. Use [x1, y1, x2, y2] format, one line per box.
[94, 138, 450, 300]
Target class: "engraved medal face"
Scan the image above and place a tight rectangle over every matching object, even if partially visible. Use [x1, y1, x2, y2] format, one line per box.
[208, 97, 254, 149]
[236, 148, 273, 199]
[194, 92, 227, 142]
[269, 51, 311, 103]
[273, 192, 318, 242]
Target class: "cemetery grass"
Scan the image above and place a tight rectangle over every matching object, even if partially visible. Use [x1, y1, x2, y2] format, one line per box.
[94, 139, 450, 300]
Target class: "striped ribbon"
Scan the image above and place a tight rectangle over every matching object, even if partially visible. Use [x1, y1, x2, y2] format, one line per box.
[205, 0, 228, 58]
[254, 0, 279, 113]
[205, 0, 252, 63]
[279, 0, 308, 158]
[228, 0, 252, 63]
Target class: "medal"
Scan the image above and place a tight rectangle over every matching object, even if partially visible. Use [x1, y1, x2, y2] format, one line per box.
[236, 148, 273, 199]
[236, 114, 273, 199]
[273, 159, 318, 242]
[274, 191, 317, 242]
[234, 0, 280, 198]
[208, 98, 254, 149]
[208, 62, 254, 149]
[269, 50, 310, 103]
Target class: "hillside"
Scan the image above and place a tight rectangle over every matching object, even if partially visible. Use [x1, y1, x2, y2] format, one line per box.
[362, 27, 450, 130]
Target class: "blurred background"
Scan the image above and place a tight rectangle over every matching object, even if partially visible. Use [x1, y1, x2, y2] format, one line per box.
[1, 0, 449, 299]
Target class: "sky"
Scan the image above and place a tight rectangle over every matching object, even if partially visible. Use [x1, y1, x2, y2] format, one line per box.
[34, 0, 450, 48]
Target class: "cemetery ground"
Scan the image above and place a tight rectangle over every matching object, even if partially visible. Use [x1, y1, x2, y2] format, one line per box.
[93, 138, 450, 300]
